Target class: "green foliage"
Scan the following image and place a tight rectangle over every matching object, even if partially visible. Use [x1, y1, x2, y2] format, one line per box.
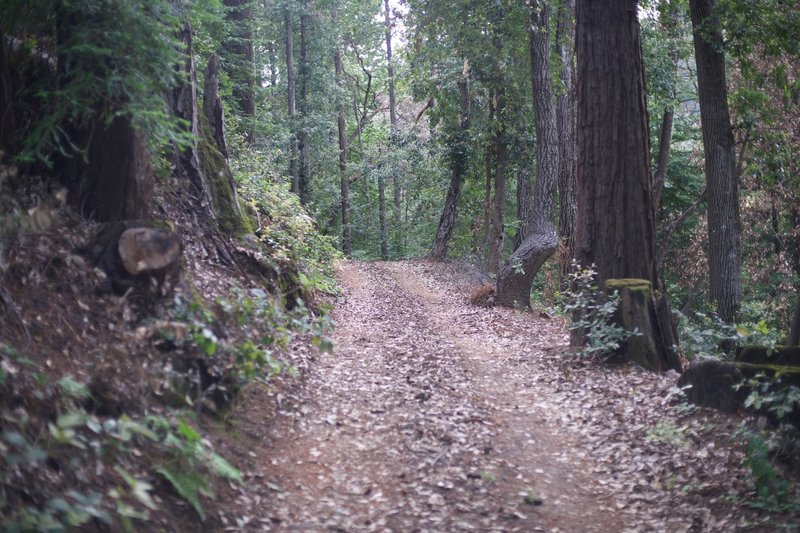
[675, 305, 781, 361]
[646, 421, 690, 448]
[233, 149, 340, 291]
[0, 349, 245, 530]
[1, 0, 189, 166]
[739, 429, 796, 513]
[149, 418, 242, 521]
[562, 264, 640, 357]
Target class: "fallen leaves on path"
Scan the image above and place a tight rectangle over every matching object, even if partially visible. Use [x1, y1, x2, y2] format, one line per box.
[227, 260, 792, 532]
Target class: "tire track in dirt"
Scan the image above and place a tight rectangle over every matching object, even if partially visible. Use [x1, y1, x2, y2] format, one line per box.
[247, 260, 619, 532]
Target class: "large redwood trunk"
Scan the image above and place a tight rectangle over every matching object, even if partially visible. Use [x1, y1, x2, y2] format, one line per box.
[574, 0, 658, 286]
[77, 115, 154, 221]
[689, 0, 741, 322]
[573, 0, 679, 371]
[556, 0, 576, 281]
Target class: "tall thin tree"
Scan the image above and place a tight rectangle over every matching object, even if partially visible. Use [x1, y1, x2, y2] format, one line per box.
[689, 0, 741, 322]
[285, 5, 299, 194]
[431, 61, 470, 260]
[333, 2, 351, 257]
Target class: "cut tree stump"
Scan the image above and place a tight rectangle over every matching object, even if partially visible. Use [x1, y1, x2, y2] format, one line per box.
[605, 278, 682, 372]
[89, 221, 182, 296]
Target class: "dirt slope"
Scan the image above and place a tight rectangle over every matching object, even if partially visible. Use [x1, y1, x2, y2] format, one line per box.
[228, 260, 790, 532]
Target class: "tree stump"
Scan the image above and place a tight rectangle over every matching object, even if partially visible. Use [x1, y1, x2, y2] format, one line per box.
[605, 278, 682, 372]
[89, 221, 181, 296]
[677, 358, 745, 412]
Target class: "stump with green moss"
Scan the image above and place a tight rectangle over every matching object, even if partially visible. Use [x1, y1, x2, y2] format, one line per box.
[605, 278, 682, 372]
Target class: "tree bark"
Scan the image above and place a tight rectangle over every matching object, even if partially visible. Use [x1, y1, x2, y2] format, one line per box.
[689, 0, 741, 322]
[431, 72, 470, 260]
[556, 0, 577, 283]
[575, 0, 659, 287]
[203, 54, 228, 159]
[78, 116, 154, 221]
[495, 1, 558, 308]
[384, 0, 402, 241]
[298, 8, 310, 204]
[169, 18, 245, 235]
[333, 3, 351, 257]
[652, 106, 674, 213]
[488, 89, 508, 274]
[790, 294, 800, 345]
[0, 33, 15, 151]
[514, 167, 532, 251]
[379, 170, 388, 259]
[223, 0, 255, 144]
[574, 0, 678, 370]
[285, 7, 299, 194]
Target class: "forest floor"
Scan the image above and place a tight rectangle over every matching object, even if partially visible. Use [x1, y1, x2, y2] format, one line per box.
[223, 260, 797, 532]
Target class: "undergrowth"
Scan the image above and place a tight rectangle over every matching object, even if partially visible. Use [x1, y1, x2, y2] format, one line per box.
[0, 343, 243, 530]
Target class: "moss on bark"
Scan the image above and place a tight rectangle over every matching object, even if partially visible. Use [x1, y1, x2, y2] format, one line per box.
[198, 116, 253, 236]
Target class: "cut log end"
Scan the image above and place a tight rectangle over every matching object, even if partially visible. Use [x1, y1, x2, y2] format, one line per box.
[118, 227, 181, 276]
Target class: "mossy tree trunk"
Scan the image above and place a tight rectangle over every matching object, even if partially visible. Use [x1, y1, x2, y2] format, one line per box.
[169, 17, 248, 236]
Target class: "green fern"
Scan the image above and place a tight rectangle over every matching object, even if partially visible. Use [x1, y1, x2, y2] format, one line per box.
[204, 449, 243, 483]
[155, 465, 208, 521]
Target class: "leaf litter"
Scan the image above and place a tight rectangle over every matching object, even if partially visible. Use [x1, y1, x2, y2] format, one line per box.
[227, 260, 796, 532]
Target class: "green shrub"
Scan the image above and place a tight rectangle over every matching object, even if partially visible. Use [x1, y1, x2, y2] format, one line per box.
[562, 263, 640, 357]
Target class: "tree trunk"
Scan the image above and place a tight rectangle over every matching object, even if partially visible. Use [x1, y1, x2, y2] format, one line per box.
[384, 0, 402, 245]
[496, 1, 558, 308]
[514, 167, 532, 251]
[223, 0, 255, 144]
[575, 0, 659, 286]
[653, 1, 682, 214]
[78, 115, 154, 221]
[203, 54, 228, 159]
[298, 9, 310, 204]
[652, 106, 674, 213]
[333, 3, 350, 257]
[790, 294, 800, 345]
[379, 170, 388, 259]
[556, 0, 576, 283]
[689, 0, 741, 322]
[488, 89, 508, 274]
[169, 20, 213, 205]
[431, 72, 470, 260]
[169, 19, 246, 235]
[285, 8, 299, 194]
[0, 33, 15, 151]
[480, 97, 495, 262]
[574, 0, 678, 371]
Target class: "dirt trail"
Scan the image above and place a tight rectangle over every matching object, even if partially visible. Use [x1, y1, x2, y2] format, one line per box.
[231, 260, 768, 532]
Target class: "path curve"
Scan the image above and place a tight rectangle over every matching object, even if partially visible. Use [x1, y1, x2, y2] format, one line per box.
[233, 260, 764, 532]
